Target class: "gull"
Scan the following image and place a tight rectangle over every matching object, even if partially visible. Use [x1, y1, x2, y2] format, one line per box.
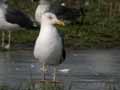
[33, 0, 82, 24]
[34, 12, 66, 80]
[0, 0, 37, 49]
[34, 0, 50, 24]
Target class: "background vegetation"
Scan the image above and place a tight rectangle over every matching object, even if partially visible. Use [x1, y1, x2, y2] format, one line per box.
[0, 0, 120, 49]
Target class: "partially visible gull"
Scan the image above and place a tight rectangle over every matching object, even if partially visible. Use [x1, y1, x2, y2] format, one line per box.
[0, 0, 37, 49]
[33, 0, 82, 24]
[34, 0, 50, 24]
[34, 12, 66, 80]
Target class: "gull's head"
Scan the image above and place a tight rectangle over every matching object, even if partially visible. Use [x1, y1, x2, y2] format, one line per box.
[41, 12, 64, 26]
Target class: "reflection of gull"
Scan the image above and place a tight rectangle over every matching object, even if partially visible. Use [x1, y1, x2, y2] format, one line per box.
[31, 64, 35, 68]
[15, 67, 20, 71]
[58, 68, 70, 73]
[0, 0, 37, 49]
[34, 12, 66, 80]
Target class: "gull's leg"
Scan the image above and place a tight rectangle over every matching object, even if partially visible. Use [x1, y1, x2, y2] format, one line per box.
[43, 64, 48, 80]
[4, 31, 11, 49]
[53, 66, 57, 81]
[1, 31, 5, 48]
[8, 31, 11, 48]
[43, 64, 46, 80]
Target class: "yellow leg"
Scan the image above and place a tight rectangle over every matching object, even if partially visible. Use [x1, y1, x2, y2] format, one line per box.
[43, 64, 48, 80]
[53, 66, 57, 81]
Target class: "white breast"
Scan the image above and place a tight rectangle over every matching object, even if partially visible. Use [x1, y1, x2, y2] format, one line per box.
[34, 26, 62, 65]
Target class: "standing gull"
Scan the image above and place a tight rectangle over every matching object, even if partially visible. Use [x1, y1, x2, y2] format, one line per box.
[34, 12, 65, 80]
[0, 0, 37, 49]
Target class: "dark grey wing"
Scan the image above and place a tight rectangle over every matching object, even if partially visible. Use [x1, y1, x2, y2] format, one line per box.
[58, 30, 66, 64]
[5, 7, 35, 29]
[50, 5, 81, 21]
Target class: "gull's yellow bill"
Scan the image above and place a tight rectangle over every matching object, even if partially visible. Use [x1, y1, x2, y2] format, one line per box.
[55, 20, 65, 26]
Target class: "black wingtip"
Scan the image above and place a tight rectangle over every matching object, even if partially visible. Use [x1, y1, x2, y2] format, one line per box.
[5, 7, 40, 30]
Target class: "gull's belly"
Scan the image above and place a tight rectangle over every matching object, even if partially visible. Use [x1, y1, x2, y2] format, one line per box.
[34, 37, 62, 65]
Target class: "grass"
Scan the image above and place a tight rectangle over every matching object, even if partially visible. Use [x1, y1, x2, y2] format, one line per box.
[0, 0, 120, 49]
[0, 17, 120, 50]
[61, 16, 120, 49]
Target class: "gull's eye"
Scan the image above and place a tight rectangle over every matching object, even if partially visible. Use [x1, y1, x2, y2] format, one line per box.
[48, 16, 53, 20]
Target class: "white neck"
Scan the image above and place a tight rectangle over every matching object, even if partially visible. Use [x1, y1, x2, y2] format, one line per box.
[39, 23, 57, 38]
